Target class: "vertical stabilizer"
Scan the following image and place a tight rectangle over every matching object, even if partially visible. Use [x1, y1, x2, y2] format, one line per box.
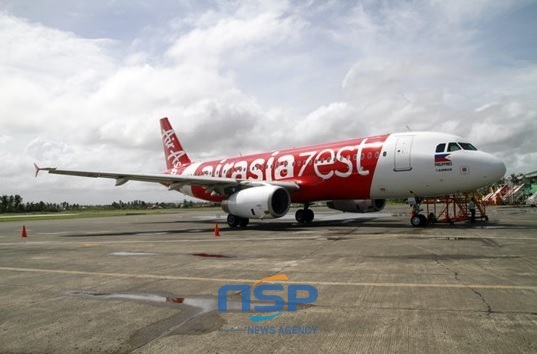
[160, 117, 192, 169]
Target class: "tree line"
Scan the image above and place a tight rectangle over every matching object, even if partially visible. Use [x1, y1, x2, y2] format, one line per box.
[0, 195, 212, 214]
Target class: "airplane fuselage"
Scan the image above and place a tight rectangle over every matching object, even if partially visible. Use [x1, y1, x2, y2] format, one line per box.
[171, 131, 505, 203]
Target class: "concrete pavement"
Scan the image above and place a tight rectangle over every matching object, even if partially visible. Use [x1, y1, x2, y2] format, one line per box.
[0, 205, 536, 353]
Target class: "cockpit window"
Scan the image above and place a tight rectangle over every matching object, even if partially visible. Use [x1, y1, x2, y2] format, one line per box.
[459, 142, 478, 151]
[437, 142, 477, 153]
[448, 142, 462, 152]
[435, 143, 446, 153]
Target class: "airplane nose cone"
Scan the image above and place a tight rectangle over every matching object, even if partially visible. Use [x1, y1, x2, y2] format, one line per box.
[483, 153, 506, 182]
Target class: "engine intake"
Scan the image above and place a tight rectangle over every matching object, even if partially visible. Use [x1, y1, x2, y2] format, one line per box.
[326, 199, 386, 213]
[222, 185, 291, 219]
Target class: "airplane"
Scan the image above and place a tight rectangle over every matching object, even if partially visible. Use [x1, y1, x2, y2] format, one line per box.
[35, 117, 506, 227]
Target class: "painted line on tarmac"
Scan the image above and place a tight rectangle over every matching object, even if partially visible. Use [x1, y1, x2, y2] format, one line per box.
[0, 236, 327, 246]
[0, 266, 535, 291]
[1, 234, 535, 247]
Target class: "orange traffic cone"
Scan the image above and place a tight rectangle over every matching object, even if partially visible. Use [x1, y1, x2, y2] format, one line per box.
[21, 225, 28, 238]
[214, 223, 220, 237]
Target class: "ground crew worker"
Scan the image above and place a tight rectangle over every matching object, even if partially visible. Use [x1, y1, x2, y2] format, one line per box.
[469, 198, 476, 223]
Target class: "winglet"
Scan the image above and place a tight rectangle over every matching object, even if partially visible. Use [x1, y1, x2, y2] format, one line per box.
[34, 163, 55, 177]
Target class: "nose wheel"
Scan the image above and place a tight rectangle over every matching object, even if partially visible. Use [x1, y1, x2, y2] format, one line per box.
[409, 197, 428, 227]
[411, 213, 428, 227]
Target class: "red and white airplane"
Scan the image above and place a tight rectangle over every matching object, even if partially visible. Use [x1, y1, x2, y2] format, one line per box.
[35, 117, 506, 227]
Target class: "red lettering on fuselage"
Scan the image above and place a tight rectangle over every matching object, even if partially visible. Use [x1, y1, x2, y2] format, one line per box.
[188, 135, 389, 203]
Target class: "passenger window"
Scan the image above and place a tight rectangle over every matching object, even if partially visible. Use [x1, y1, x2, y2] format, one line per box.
[435, 144, 446, 153]
[448, 142, 461, 152]
[459, 142, 477, 151]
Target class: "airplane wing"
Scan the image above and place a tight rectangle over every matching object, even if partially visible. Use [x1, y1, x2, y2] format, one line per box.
[34, 164, 300, 196]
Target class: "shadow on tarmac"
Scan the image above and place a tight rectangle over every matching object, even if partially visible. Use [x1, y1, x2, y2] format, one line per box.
[58, 213, 536, 238]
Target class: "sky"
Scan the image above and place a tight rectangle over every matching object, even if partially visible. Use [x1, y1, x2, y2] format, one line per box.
[1, 0, 536, 204]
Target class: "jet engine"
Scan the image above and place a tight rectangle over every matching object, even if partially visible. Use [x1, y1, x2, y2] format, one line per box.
[326, 199, 386, 213]
[222, 185, 291, 219]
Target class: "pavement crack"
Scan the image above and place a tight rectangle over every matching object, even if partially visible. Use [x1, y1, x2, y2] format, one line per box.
[468, 287, 493, 316]
[418, 246, 494, 315]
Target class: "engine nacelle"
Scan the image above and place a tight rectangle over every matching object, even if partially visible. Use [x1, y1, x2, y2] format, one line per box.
[221, 186, 291, 219]
[326, 199, 386, 213]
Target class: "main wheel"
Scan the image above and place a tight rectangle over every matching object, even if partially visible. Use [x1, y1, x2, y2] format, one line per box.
[295, 209, 305, 223]
[239, 218, 249, 228]
[227, 214, 239, 227]
[305, 209, 314, 223]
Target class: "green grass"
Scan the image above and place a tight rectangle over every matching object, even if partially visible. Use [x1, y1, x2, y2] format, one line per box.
[0, 208, 186, 222]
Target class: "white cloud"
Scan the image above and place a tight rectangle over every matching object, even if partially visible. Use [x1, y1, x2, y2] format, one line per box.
[166, 11, 301, 68]
[0, 1, 535, 204]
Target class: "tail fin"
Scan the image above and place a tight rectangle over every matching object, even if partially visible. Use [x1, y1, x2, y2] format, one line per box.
[160, 117, 192, 169]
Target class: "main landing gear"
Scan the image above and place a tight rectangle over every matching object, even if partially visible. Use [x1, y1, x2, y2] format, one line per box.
[409, 197, 428, 227]
[227, 214, 249, 228]
[295, 203, 314, 223]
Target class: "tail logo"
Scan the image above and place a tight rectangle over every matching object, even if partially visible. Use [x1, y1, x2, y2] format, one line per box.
[162, 127, 187, 168]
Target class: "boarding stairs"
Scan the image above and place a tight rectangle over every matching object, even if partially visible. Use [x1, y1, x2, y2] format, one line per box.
[424, 193, 487, 224]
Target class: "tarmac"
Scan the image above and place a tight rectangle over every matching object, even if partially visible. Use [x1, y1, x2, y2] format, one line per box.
[0, 205, 536, 353]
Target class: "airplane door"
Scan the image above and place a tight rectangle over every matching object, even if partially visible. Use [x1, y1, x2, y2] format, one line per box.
[394, 136, 413, 171]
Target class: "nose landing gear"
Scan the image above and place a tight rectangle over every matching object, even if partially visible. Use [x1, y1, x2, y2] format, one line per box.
[409, 197, 428, 227]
